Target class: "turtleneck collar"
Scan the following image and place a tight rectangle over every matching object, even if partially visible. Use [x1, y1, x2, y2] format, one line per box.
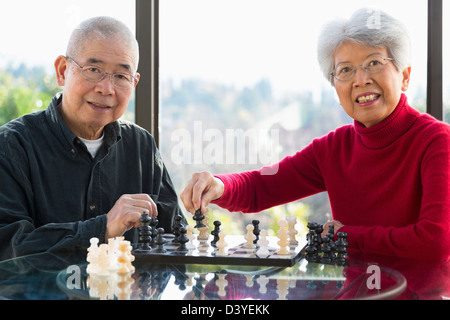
[354, 94, 419, 149]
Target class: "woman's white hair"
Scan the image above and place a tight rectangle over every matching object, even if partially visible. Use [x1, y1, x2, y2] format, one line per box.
[317, 8, 411, 86]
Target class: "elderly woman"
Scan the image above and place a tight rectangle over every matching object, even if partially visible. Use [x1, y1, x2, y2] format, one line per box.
[181, 8, 450, 261]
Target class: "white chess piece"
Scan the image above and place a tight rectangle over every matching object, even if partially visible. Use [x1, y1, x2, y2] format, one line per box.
[197, 216, 209, 240]
[186, 225, 196, 250]
[276, 219, 290, 255]
[286, 216, 299, 245]
[257, 230, 270, 256]
[86, 237, 100, 274]
[215, 231, 228, 256]
[244, 224, 256, 249]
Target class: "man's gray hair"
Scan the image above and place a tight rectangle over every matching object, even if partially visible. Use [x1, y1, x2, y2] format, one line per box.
[66, 16, 139, 69]
[317, 8, 411, 86]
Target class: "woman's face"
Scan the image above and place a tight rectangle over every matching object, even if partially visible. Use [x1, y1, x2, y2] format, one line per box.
[333, 42, 411, 127]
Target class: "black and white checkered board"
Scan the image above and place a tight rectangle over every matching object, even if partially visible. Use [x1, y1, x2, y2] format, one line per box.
[133, 235, 306, 267]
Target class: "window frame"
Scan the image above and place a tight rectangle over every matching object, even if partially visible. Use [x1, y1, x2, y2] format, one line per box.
[135, 0, 444, 146]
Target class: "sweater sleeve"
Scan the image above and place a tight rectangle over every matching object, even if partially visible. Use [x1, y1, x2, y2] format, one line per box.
[212, 142, 326, 213]
[341, 125, 450, 261]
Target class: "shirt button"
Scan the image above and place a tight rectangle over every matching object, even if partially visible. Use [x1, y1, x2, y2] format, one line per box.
[89, 205, 96, 211]
[71, 149, 76, 154]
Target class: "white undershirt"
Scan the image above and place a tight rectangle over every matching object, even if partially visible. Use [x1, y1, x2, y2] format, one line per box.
[79, 134, 105, 158]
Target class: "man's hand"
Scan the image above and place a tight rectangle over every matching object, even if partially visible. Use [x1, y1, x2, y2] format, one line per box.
[180, 171, 224, 215]
[105, 194, 157, 241]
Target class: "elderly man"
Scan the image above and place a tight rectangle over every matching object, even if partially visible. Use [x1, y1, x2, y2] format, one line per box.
[0, 16, 184, 260]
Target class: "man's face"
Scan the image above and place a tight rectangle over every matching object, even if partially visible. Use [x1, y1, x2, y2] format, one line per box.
[55, 35, 139, 139]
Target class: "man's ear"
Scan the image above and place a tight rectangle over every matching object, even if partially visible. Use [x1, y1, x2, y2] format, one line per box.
[54, 55, 69, 87]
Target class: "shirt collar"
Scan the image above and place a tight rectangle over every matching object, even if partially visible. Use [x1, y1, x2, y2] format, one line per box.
[45, 93, 122, 154]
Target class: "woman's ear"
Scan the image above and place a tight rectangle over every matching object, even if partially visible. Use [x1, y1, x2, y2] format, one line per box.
[54, 55, 69, 87]
[401, 66, 411, 91]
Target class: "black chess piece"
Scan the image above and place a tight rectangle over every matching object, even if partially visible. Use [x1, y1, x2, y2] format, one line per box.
[138, 212, 152, 252]
[326, 224, 336, 259]
[320, 236, 333, 264]
[177, 226, 189, 252]
[335, 231, 349, 266]
[193, 208, 206, 228]
[211, 220, 221, 247]
[172, 214, 183, 244]
[252, 220, 260, 244]
[149, 216, 158, 246]
[153, 228, 167, 253]
[305, 230, 321, 262]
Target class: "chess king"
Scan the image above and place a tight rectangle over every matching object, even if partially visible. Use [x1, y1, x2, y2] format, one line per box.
[180, 8, 450, 261]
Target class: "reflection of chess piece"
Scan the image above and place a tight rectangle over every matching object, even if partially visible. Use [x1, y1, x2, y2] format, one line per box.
[276, 278, 289, 300]
[257, 275, 269, 294]
[216, 274, 228, 297]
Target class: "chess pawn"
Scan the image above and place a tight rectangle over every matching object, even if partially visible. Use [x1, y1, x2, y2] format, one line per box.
[153, 228, 167, 253]
[211, 220, 221, 247]
[215, 231, 228, 256]
[193, 208, 206, 228]
[244, 224, 256, 249]
[177, 226, 189, 252]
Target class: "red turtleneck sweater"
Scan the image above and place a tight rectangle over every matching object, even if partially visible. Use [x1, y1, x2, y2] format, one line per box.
[213, 94, 450, 261]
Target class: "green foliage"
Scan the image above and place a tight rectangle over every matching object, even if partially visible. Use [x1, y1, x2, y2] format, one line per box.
[0, 64, 60, 126]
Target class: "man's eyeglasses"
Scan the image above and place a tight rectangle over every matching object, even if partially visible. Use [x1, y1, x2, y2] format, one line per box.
[331, 55, 394, 81]
[67, 56, 139, 89]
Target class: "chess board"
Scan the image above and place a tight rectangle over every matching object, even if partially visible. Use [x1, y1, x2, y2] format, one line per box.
[133, 235, 306, 267]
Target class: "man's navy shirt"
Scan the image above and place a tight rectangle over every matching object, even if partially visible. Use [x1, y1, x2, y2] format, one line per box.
[0, 93, 183, 260]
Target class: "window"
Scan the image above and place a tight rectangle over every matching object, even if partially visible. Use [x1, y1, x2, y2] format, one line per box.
[444, 0, 450, 123]
[158, 0, 428, 231]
